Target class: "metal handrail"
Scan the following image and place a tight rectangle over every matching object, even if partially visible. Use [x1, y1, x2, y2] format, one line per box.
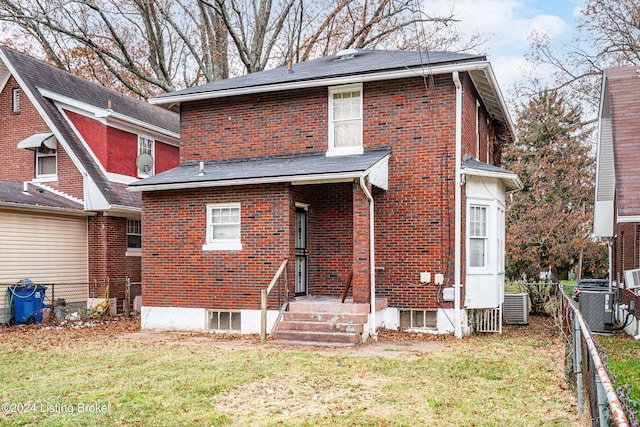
[260, 258, 288, 343]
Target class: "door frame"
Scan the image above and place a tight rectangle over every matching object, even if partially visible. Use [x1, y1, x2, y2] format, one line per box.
[294, 203, 309, 296]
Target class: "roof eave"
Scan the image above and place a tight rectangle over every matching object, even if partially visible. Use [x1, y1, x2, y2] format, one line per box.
[463, 167, 523, 192]
[128, 170, 368, 193]
[149, 60, 494, 106]
[0, 202, 94, 216]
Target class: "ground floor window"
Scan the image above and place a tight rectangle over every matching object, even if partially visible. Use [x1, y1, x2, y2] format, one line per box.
[469, 205, 488, 268]
[203, 203, 242, 251]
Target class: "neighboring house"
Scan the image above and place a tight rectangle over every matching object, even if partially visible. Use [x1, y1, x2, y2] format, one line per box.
[594, 66, 640, 335]
[130, 49, 522, 341]
[0, 46, 180, 319]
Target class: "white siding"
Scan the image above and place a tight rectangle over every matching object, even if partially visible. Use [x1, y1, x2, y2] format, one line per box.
[464, 176, 507, 309]
[0, 210, 88, 320]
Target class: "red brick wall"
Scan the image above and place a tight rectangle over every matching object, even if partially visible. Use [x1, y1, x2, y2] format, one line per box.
[142, 185, 292, 309]
[144, 73, 494, 310]
[614, 222, 639, 283]
[88, 213, 137, 299]
[65, 109, 179, 177]
[65, 110, 108, 167]
[297, 184, 354, 297]
[155, 141, 179, 173]
[0, 77, 48, 181]
[0, 80, 84, 199]
[180, 87, 328, 162]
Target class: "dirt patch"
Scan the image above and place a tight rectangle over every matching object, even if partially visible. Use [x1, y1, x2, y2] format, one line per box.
[1, 313, 559, 360]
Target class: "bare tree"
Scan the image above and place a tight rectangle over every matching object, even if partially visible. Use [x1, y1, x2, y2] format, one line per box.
[0, 0, 477, 98]
[525, 0, 640, 115]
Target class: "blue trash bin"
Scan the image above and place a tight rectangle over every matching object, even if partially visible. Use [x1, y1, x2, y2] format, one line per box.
[10, 285, 47, 324]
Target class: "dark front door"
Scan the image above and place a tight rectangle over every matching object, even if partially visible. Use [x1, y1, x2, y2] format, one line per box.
[295, 207, 308, 296]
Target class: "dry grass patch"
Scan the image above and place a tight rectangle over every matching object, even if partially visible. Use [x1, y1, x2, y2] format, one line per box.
[0, 315, 579, 426]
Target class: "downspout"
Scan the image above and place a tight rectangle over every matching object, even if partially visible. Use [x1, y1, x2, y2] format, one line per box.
[360, 175, 377, 340]
[608, 237, 613, 284]
[452, 71, 463, 339]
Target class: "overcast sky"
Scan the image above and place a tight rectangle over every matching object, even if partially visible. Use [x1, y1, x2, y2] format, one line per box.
[423, 0, 585, 100]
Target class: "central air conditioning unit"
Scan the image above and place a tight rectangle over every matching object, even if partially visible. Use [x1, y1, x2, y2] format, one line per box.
[624, 268, 640, 290]
[503, 293, 529, 325]
[580, 291, 614, 334]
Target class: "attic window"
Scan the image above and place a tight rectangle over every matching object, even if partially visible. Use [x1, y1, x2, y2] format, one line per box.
[12, 88, 20, 113]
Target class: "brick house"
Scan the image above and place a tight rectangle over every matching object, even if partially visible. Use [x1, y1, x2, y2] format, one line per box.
[594, 66, 640, 335]
[130, 49, 522, 341]
[0, 46, 179, 316]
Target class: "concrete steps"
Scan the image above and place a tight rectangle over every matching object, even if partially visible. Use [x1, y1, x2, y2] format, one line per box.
[271, 297, 387, 346]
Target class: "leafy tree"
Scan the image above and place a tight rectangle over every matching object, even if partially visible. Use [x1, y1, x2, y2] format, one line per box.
[503, 90, 606, 281]
[0, 0, 481, 98]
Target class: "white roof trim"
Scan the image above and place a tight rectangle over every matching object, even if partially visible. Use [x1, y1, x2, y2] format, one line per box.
[462, 167, 523, 192]
[128, 171, 368, 193]
[0, 49, 90, 184]
[38, 87, 179, 141]
[617, 216, 640, 223]
[0, 202, 94, 216]
[17, 132, 56, 150]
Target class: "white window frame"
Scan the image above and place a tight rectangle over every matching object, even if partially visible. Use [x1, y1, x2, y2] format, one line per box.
[126, 219, 142, 255]
[327, 83, 363, 156]
[469, 204, 489, 270]
[12, 88, 20, 113]
[203, 203, 242, 251]
[138, 135, 154, 177]
[35, 145, 57, 181]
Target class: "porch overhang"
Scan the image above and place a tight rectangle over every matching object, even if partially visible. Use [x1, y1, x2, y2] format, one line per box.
[128, 149, 391, 192]
[17, 132, 56, 150]
[462, 157, 523, 192]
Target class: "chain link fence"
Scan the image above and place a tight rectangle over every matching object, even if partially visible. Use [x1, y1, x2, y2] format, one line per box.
[559, 285, 632, 427]
[1, 278, 141, 326]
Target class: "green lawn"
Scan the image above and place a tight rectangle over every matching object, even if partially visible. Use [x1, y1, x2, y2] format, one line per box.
[0, 317, 579, 426]
[598, 333, 640, 405]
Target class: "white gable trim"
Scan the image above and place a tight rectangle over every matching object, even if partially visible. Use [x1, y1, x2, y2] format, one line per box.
[38, 87, 180, 143]
[594, 75, 615, 238]
[0, 49, 90, 195]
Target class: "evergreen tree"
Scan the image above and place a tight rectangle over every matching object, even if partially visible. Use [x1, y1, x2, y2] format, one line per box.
[503, 90, 607, 281]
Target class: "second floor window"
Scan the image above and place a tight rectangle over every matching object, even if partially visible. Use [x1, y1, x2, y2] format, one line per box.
[328, 84, 363, 156]
[138, 136, 154, 177]
[36, 145, 57, 179]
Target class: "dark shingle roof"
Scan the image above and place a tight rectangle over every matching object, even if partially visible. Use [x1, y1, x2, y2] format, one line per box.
[462, 157, 522, 191]
[154, 50, 485, 100]
[1, 46, 178, 208]
[130, 149, 391, 190]
[0, 180, 84, 212]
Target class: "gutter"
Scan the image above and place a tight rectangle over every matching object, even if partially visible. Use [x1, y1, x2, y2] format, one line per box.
[127, 171, 369, 193]
[0, 202, 95, 216]
[359, 175, 377, 341]
[453, 71, 463, 339]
